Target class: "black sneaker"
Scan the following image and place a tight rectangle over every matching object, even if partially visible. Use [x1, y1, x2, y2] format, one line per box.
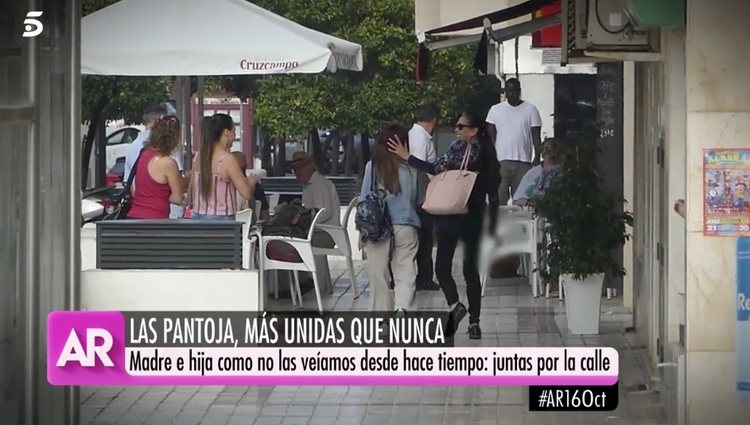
[468, 323, 482, 340]
[446, 302, 467, 336]
[416, 281, 441, 291]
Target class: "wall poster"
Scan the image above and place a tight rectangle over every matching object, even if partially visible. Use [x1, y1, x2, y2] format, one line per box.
[704, 149, 750, 236]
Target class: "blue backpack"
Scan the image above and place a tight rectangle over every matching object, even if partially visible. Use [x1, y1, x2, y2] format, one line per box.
[354, 162, 393, 242]
[355, 164, 393, 243]
[355, 163, 396, 289]
[356, 189, 392, 243]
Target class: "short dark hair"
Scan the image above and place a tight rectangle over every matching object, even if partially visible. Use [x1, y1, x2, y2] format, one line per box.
[142, 104, 169, 125]
[505, 78, 521, 90]
[415, 103, 440, 123]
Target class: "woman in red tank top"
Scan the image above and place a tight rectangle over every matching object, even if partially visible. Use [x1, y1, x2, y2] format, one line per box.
[127, 115, 185, 219]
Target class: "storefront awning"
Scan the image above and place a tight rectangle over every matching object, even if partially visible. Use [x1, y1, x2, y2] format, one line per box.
[425, 0, 559, 36]
[414, 0, 561, 80]
[420, 0, 560, 51]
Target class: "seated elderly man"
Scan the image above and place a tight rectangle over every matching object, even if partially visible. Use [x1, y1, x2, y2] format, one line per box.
[512, 139, 561, 207]
[290, 152, 340, 292]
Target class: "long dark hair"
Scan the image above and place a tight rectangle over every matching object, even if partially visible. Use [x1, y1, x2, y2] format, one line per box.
[199, 113, 234, 201]
[463, 113, 500, 190]
[373, 124, 408, 194]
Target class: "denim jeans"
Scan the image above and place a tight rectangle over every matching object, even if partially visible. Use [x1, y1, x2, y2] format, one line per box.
[192, 213, 236, 221]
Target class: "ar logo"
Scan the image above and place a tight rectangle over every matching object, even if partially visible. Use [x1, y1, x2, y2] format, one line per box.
[56, 328, 114, 367]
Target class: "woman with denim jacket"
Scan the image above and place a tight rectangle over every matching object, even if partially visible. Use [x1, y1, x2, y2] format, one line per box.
[360, 124, 423, 312]
[388, 113, 500, 339]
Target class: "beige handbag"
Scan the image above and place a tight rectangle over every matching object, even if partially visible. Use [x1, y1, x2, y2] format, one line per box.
[421, 144, 477, 215]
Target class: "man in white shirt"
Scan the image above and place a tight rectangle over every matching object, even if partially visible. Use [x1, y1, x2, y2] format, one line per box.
[292, 152, 340, 292]
[408, 103, 441, 291]
[124, 104, 185, 218]
[485, 78, 543, 205]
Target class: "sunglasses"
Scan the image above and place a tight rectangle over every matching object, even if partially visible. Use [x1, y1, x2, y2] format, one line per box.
[455, 123, 473, 130]
[159, 115, 180, 123]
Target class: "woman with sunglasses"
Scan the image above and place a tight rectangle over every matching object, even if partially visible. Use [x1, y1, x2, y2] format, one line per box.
[127, 115, 185, 219]
[388, 113, 500, 339]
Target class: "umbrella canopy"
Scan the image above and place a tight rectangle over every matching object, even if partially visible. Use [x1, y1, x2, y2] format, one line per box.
[82, 0, 363, 75]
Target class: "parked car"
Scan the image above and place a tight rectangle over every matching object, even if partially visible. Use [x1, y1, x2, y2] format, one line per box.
[81, 185, 131, 225]
[318, 129, 375, 174]
[104, 125, 141, 175]
[81, 187, 109, 225]
[83, 124, 142, 187]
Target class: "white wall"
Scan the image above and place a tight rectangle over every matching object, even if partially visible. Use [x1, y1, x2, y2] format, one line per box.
[81, 270, 260, 311]
[516, 74, 555, 140]
[500, 36, 597, 76]
[684, 0, 750, 422]
[415, 0, 513, 37]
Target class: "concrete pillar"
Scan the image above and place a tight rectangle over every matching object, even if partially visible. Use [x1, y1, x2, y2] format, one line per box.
[685, 0, 750, 422]
[622, 61, 634, 311]
[0, 0, 80, 423]
[660, 27, 687, 425]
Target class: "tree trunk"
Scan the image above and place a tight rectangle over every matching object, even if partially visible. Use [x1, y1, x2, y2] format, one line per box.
[330, 134, 340, 176]
[309, 129, 324, 171]
[359, 132, 371, 178]
[95, 116, 107, 188]
[274, 138, 286, 176]
[344, 132, 355, 176]
[261, 134, 272, 175]
[81, 95, 108, 190]
[321, 129, 337, 174]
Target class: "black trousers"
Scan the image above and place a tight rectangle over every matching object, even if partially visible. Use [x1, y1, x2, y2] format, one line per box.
[415, 207, 434, 285]
[434, 215, 482, 324]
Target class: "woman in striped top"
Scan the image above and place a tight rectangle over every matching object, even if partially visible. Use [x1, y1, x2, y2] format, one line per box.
[190, 113, 257, 221]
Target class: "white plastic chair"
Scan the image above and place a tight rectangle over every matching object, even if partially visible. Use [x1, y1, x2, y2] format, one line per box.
[498, 205, 523, 216]
[480, 214, 543, 298]
[312, 198, 360, 298]
[255, 208, 328, 313]
[236, 208, 255, 269]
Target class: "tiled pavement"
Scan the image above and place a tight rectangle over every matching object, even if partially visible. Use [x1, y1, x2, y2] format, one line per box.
[81, 254, 667, 425]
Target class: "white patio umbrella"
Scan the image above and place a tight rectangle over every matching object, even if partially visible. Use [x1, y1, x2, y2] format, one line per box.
[81, 0, 363, 75]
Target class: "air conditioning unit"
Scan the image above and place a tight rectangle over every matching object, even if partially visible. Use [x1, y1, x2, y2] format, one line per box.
[562, 0, 657, 64]
[584, 0, 650, 49]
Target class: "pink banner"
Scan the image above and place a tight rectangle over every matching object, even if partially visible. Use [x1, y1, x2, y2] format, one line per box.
[47, 311, 619, 387]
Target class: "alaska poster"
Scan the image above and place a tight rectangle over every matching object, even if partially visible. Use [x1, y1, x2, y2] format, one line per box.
[704, 149, 750, 236]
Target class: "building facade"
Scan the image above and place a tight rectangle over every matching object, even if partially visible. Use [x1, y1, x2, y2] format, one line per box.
[416, 0, 750, 423]
[0, 0, 80, 423]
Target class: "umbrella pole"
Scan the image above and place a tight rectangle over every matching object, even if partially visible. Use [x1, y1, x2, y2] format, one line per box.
[196, 76, 205, 173]
[175, 76, 192, 172]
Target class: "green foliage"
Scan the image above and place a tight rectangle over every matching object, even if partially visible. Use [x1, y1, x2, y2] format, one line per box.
[81, 0, 172, 124]
[82, 0, 119, 15]
[249, 0, 500, 137]
[81, 76, 172, 124]
[81, 0, 501, 130]
[529, 128, 634, 281]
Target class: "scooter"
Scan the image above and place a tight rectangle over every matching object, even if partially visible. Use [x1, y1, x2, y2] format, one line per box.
[81, 186, 125, 226]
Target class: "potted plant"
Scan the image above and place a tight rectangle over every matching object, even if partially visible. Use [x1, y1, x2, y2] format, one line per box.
[529, 128, 633, 335]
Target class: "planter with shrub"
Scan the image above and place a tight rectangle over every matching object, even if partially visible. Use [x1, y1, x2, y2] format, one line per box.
[530, 129, 633, 335]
